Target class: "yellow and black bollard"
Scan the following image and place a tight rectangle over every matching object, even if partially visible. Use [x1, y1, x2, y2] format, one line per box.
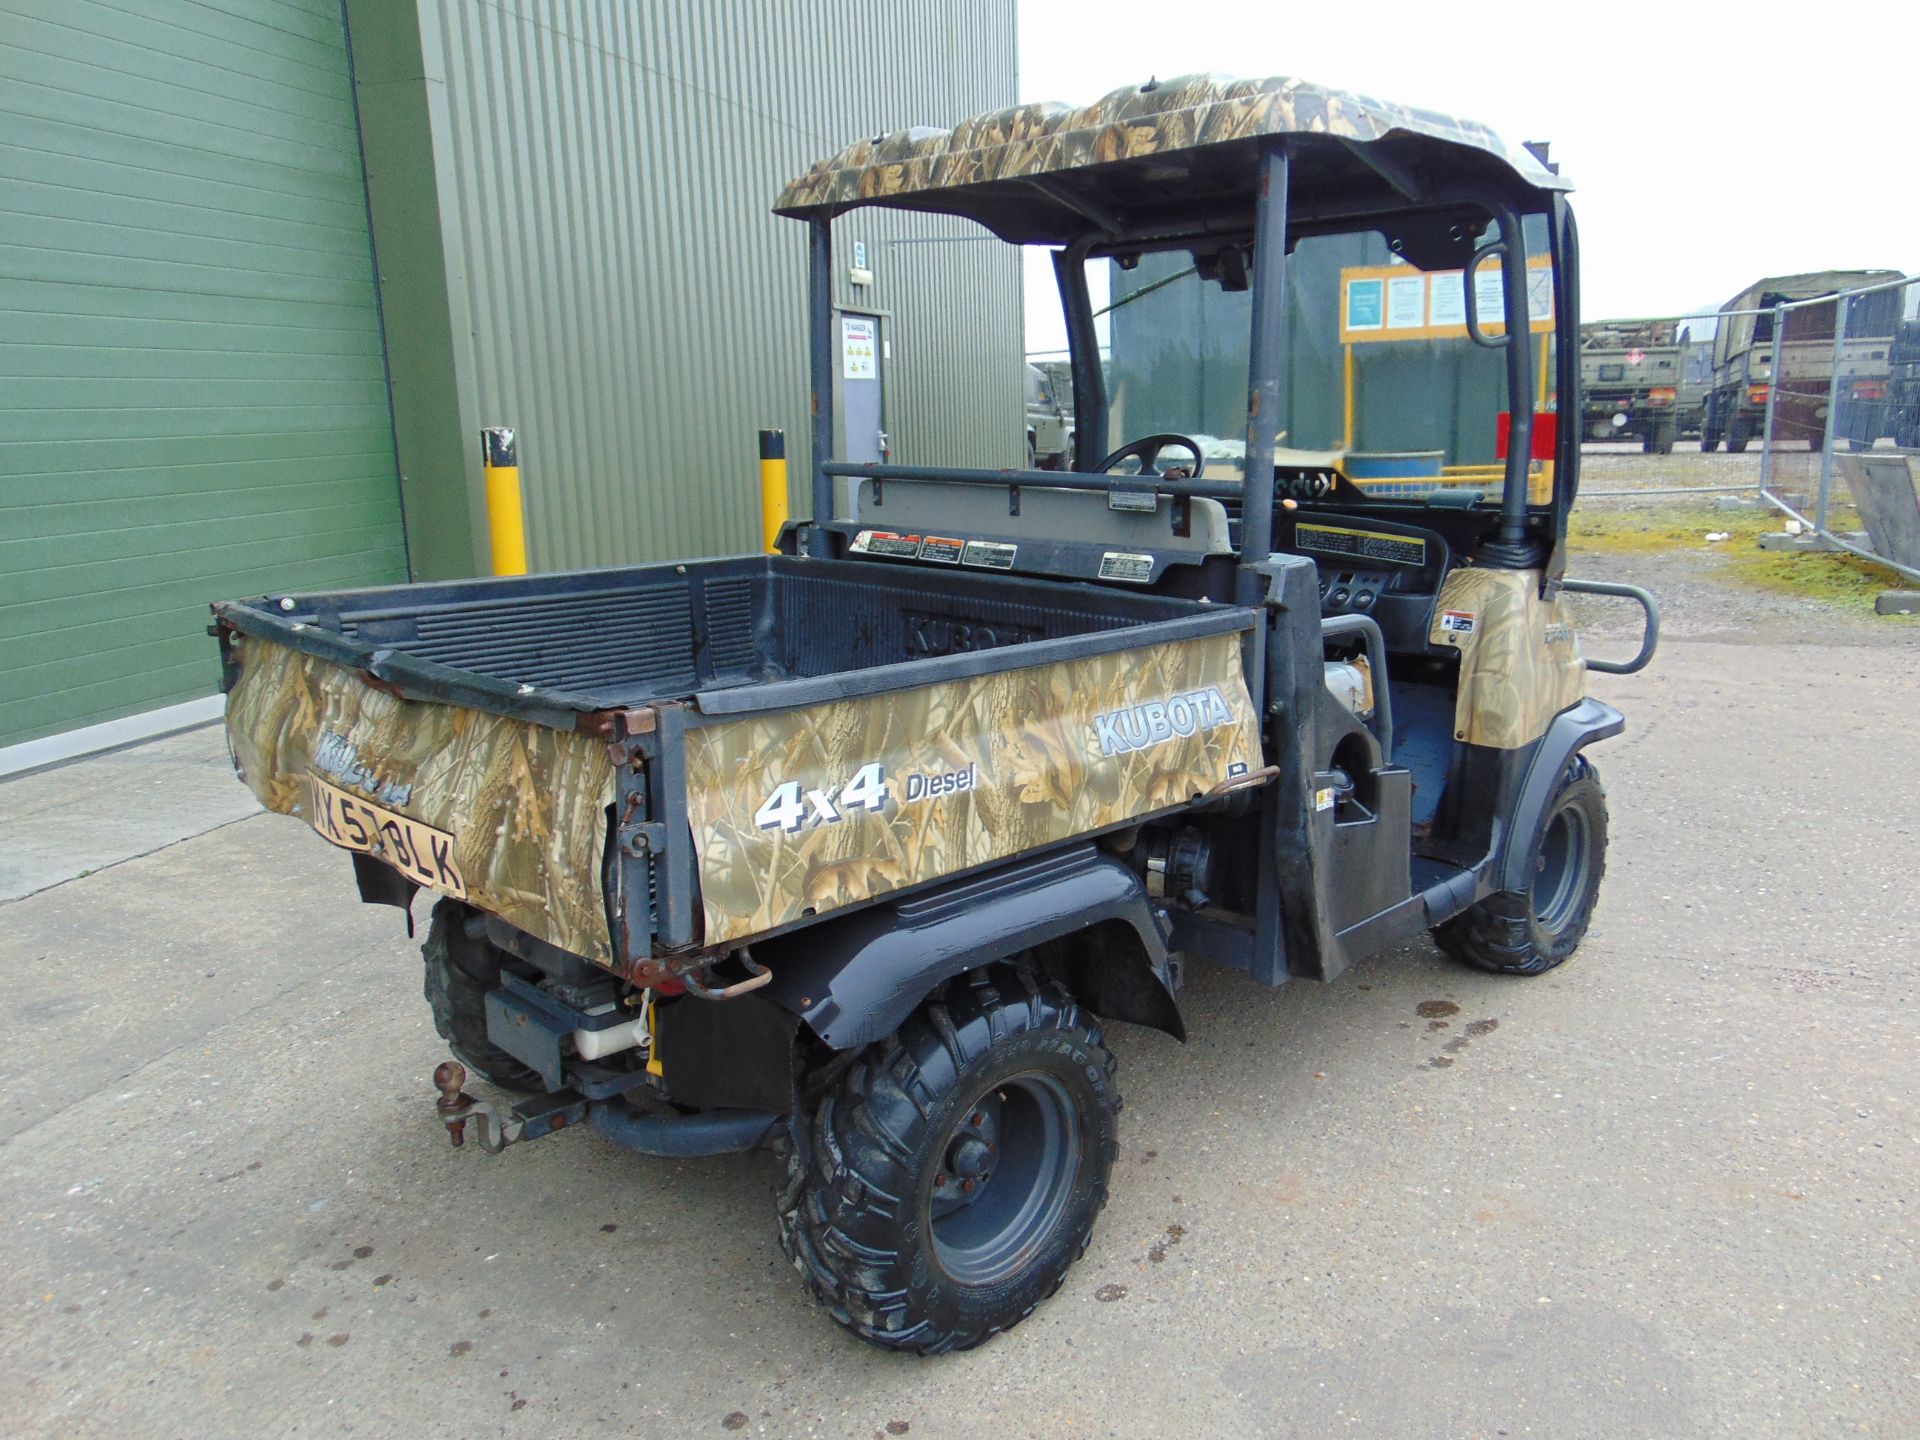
[758, 428, 789, 554]
[481, 426, 528, 576]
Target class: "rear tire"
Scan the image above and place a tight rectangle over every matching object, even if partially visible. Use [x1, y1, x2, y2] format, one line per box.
[1727, 416, 1751, 453]
[1434, 758, 1608, 976]
[778, 966, 1119, 1354]
[422, 899, 542, 1092]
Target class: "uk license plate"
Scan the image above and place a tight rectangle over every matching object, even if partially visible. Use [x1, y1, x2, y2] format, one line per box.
[306, 772, 467, 897]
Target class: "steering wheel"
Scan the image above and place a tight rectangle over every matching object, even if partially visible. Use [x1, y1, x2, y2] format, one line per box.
[1096, 433, 1205, 480]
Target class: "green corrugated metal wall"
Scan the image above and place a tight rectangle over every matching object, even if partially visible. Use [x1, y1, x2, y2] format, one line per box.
[0, 0, 406, 747]
[1, 0, 1020, 749]
[408, 0, 1023, 572]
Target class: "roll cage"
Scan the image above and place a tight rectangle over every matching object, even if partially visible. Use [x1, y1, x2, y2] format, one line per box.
[777, 74, 1583, 590]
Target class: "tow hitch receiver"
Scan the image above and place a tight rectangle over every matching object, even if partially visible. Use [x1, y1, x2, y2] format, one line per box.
[432, 1060, 586, 1153]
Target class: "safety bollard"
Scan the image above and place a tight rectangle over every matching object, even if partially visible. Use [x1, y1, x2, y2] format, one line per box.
[481, 427, 528, 576]
[758, 428, 789, 553]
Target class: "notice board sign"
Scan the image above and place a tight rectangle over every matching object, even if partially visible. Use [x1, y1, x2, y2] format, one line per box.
[841, 315, 878, 379]
[1341, 258, 1554, 345]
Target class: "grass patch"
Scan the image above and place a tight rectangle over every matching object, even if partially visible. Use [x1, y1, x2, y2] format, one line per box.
[1568, 502, 1912, 616]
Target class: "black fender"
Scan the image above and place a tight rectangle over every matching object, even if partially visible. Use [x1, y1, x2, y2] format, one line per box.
[1496, 697, 1623, 893]
[757, 843, 1178, 1051]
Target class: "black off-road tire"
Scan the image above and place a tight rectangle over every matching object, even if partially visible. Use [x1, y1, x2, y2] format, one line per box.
[1727, 416, 1751, 454]
[778, 966, 1119, 1354]
[422, 898, 542, 1092]
[1434, 757, 1608, 977]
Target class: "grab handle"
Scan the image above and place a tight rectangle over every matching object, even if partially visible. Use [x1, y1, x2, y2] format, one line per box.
[1562, 579, 1660, 675]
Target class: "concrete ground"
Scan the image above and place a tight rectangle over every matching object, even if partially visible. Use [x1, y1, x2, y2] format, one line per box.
[3, 607, 1916, 1438]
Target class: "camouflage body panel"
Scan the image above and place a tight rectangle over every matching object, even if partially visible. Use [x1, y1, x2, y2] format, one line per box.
[685, 632, 1261, 944]
[225, 636, 617, 965]
[775, 73, 1565, 217]
[1428, 569, 1585, 750]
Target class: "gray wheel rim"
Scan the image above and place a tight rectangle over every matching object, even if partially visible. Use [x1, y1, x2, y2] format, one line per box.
[929, 1072, 1081, 1286]
[1533, 802, 1592, 937]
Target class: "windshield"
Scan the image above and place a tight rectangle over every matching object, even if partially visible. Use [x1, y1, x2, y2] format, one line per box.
[1098, 225, 1558, 503]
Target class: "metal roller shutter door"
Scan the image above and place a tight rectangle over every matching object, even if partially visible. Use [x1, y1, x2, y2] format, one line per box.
[0, 0, 405, 747]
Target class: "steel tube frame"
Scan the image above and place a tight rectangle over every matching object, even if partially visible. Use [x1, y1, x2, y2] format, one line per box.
[1239, 142, 1290, 593]
[806, 218, 836, 557]
[1054, 239, 1108, 471]
[1493, 202, 1536, 553]
[1758, 302, 1785, 498]
[1816, 294, 1850, 534]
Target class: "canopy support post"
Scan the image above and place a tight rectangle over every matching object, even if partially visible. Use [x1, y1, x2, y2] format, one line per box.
[1239, 141, 1290, 594]
[806, 217, 835, 557]
[1056, 240, 1108, 471]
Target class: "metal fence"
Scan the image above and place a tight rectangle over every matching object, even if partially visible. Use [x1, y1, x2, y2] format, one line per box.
[1577, 273, 1920, 588]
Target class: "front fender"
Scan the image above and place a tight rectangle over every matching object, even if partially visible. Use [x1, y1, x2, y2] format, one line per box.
[757, 844, 1172, 1051]
[1497, 697, 1624, 893]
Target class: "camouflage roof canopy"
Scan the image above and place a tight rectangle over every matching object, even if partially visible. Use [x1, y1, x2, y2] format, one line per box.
[775, 74, 1570, 248]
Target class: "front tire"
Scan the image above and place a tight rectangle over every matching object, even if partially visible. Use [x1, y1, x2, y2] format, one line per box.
[779, 966, 1119, 1354]
[1434, 757, 1609, 976]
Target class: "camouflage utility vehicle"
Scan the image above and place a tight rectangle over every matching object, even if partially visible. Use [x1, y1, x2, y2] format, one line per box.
[1578, 319, 1701, 453]
[1703, 270, 1901, 452]
[215, 74, 1657, 1353]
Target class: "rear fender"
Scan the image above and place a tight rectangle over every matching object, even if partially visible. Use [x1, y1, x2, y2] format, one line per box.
[756, 844, 1177, 1051]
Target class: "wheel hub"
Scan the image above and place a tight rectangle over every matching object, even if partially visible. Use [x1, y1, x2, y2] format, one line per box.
[950, 1136, 992, 1179]
[935, 1102, 999, 1203]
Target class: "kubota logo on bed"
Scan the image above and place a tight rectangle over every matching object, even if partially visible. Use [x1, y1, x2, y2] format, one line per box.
[1093, 687, 1235, 757]
[313, 729, 414, 807]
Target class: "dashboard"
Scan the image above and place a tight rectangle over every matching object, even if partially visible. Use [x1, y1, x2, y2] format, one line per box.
[1274, 511, 1452, 653]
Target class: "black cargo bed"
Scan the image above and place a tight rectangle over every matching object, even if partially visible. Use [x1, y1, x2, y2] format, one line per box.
[214, 554, 1254, 722]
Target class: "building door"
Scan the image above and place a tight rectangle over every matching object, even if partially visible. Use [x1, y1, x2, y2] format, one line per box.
[0, 0, 406, 754]
[840, 313, 887, 464]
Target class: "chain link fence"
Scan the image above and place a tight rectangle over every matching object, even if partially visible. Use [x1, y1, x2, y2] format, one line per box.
[1579, 272, 1920, 590]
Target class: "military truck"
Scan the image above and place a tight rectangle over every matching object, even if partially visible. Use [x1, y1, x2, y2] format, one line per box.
[1025, 359, 1074, 468]
[1702, 270, 1902, 452]
[214, 73, 1656, 1354]
[1578, 319, 1699, 454]
[1885, 316, 1920, 449]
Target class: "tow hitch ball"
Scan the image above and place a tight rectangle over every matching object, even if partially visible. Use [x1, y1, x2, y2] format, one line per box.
[434, 1060, 477, 1146]
[432, 1060, 522, 1153]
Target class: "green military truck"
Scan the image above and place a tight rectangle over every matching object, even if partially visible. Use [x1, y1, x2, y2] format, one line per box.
[1578, 319, 1702, 454]
[1885, 316, 1920, 448]
[216, 73, 1656, 1354]
[1702, 270, 1902, 452]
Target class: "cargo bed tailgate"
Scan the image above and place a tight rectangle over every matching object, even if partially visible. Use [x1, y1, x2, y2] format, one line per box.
[222, 635, 618, 965]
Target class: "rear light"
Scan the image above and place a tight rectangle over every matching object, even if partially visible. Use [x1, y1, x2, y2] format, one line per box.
[1747, 384, 1770, 406]
[1852, 381, 1886, 401]
[1647, 387, 1676, 407]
